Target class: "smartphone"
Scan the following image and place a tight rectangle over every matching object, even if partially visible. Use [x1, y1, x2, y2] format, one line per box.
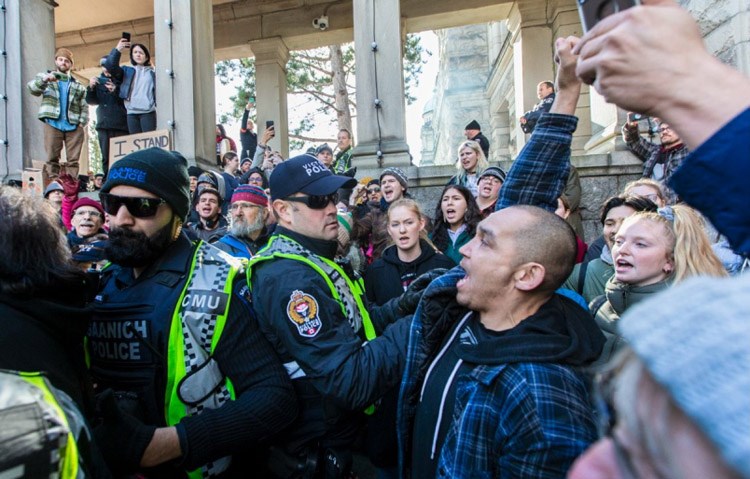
[248, 96, 256, 103]
[577, 0, 640, 33]
[98, 75, 110, 84]
[627, 112, 645, 123]
[266, 120, 275, 129]
[122, 31, 131, 45]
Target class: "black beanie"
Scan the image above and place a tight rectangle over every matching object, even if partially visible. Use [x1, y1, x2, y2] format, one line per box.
[465, 119, 481, 130]
[102, 147, 191, 221]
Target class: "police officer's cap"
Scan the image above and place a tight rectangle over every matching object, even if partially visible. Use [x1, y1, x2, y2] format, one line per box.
[270, 154, 356, 201]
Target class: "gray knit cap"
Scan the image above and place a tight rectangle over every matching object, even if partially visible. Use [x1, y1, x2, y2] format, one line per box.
[379, 167, 408, 191]
[620, 275, 750, 478]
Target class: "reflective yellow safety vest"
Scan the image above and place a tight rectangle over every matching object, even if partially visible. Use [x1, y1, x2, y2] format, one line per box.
[247, 234, 377, 414]
[0, 370, 81, 478]
[164, 242, 244, 478]
[247, 234, 376, 341]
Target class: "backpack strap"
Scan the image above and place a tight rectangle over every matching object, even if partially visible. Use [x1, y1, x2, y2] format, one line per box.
[577, 260, 589, 294]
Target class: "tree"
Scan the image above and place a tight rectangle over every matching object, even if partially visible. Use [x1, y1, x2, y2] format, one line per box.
[215, 34, 429, 152]
[215, 58, 256, 125]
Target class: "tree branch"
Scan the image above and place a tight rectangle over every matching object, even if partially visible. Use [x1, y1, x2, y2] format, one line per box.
[290, 133, 337, 143]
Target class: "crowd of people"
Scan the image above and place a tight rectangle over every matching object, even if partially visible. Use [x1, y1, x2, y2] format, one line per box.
[6, 1, 749, 478]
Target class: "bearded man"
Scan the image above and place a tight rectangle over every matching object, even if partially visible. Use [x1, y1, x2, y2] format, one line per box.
[88, 148, 296, 478]
[214, 184, 271, 259]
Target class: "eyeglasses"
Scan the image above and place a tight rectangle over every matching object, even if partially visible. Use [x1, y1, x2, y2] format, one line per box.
[74, 209, 102, 218]
[99, 192, 167, 218]
[658, 126, 672, 133]
[248, 177, 264, 184]
[283, 193, 339, 210]
[367, 187, 381, 193]
[230, 202, 263, 212]
[593, 371, 639, 479]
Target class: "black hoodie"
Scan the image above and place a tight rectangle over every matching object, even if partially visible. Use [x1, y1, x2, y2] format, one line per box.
[0, 281, 93, 412]
[364, 239, 456, 305]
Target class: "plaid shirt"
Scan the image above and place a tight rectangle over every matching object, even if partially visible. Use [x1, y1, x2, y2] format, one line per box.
[27, 73, 89, 126]
[622, 123, 690, 182]
[397, 268, 598, 478]
[495, 113, 577, 213]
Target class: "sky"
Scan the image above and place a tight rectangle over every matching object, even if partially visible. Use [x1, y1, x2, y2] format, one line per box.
[214, 31, 439, 163]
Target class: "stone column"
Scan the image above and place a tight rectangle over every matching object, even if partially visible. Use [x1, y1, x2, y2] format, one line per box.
[352, 0, 411, 168]
[154, 0, 215, 170]
[250, 38, 289, 158]
[2, 0, 56, 181]
[510, 24, 553, 153]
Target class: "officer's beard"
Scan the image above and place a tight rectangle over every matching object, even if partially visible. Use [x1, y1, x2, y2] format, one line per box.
[105, 221, 174, 269]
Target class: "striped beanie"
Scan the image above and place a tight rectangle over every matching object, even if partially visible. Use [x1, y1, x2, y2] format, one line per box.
[231, 184, 268, 207]
[380, 167, 408, 191]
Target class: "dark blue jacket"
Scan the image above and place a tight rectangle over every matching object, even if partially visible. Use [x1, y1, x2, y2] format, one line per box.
[85, 80, 128, 132]
[670, 107, 750, 256]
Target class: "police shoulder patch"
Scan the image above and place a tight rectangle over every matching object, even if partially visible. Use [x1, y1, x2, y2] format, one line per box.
[286, 290, 323, 338]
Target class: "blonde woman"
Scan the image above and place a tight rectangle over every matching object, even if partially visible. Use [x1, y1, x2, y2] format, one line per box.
[593, 204, 726, 364]
[364, 199, 454, 305]
[447, 140, 488, 197]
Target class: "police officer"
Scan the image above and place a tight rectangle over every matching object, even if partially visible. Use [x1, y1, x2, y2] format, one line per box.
[89, 148, 297, 478]
[247, 155, 435, 478]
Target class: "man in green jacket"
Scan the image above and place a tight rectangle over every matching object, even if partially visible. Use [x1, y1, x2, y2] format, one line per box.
[27, 48, 88, 182]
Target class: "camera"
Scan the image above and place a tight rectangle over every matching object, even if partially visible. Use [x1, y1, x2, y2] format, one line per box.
[312, 15, 329, 31]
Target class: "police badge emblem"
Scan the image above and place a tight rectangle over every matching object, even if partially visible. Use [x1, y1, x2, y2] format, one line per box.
[286, 290, 323, 337]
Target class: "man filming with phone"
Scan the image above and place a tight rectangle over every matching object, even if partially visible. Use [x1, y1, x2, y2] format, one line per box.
[27, 48, 89, 183]
[622, 113, 689, 187]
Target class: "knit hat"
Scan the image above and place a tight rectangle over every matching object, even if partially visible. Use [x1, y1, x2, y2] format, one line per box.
[380, 167, 408, 191]
[240, 158, 252, 168]
[231, 184, 268, 207]
[619, 275, 750, 478]
[188, 166, 204, 178]
[54, 48, 74, 64]
[70, 197, 105, 220]
[465, 119, 481, 130]
[197, 172, 218, 189]
[316, 143, 333, 155]
[102, 147, 191, 221]
[43, 181, 63, 198]
[480, 166, 506, 183]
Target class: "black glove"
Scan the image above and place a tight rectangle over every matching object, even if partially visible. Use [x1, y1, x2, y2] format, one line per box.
[398, 268, 448, 315]
[94, 389, 157, 473]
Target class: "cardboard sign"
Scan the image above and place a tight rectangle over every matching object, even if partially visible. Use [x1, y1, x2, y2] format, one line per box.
[109, 129, 172, 166]
[22, 169, 44, 197]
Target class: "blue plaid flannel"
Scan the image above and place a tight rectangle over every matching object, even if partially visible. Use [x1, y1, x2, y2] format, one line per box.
[396, 267, 597, 478]
[397, 113, 596, 478]
[495, 113, 577, 213]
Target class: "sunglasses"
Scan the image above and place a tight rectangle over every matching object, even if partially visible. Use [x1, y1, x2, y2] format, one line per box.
[367, 187, 381, 193]
[284, 193, 339, 210]
[100, 192, 167, 218]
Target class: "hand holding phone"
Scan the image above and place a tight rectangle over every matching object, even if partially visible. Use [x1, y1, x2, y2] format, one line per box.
[577, 0, 641, 33]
